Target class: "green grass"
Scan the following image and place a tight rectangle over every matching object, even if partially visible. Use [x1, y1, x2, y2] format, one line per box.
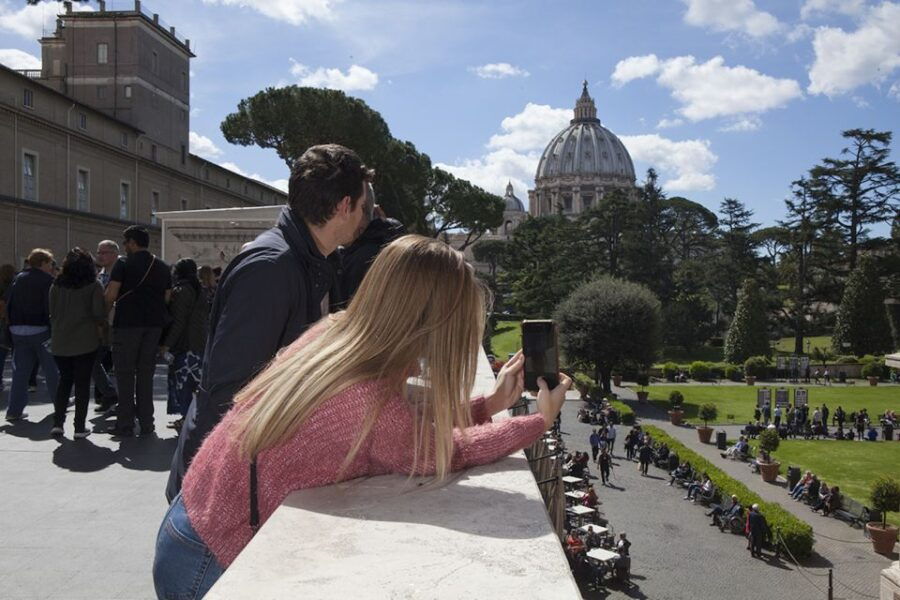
[771, 440, 900, 527]
[490, 320, 521, 359]
[645, 384, 899, 425]
[775, 335, 832, 355]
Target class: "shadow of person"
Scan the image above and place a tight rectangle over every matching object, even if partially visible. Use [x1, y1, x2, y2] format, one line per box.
[52, 436, 117, 473]
[0, 414, 56, 442]
[51, 434, 179, 473]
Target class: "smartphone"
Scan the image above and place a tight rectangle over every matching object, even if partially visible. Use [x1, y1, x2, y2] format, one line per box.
[522, 319, 559, 392]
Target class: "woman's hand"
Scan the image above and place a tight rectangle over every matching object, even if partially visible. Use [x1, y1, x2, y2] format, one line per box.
[537, 373, 572, 429]
[486, 350, 524, 414]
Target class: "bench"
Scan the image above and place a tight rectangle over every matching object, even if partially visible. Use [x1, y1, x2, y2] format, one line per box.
[833, 497, 874, 528]
[696, 486, 718, 506]
[711, 498, 745, 534]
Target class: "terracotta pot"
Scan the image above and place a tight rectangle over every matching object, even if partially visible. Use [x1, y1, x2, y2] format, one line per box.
[669, 409, 684, 426]
[868, 376, 879, 386]
[636, 390, 649, 402]
[613, 375, 622, 387]
[697, 426, 713, 443]
[758, 461, 780, 483]
[746, 375, 756, 386]
[865, 522, 898, 554]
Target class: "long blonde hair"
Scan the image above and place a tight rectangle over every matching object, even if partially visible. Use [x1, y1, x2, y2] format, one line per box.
[231, 235, 487, 481]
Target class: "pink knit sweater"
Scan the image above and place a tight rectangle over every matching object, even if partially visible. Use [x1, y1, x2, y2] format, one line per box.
[181, 326, 547, 568]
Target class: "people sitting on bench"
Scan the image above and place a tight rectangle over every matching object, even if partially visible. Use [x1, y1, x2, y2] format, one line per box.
[685, 475, 712, 502]
[669, 461, 691, 486]
[707, 494, 742, 526]
[721, 436, 750, 460]
[789, 471, 813, 500]
[866, 426, 878, 441]
[812, 485, 841, 516]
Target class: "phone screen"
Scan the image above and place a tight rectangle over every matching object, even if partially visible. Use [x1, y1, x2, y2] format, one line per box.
[522, 320, 559, 392]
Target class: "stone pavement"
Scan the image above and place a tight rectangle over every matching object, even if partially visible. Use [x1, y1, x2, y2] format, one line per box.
[1, 364, 173, 600]
[611, 385, 895, 600]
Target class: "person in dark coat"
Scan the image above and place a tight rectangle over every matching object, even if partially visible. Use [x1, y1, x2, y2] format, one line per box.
[638, 443, 652, 476]
[598, 448, 613, 484]
[747, 504, 769, 558]
[166, 144, 378, 501]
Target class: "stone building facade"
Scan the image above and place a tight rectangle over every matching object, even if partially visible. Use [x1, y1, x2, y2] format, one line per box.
[0, 0, 285, 267]
[528, 82, 636, 217]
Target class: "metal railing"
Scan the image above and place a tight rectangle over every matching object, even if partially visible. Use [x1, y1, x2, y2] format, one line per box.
[16, 69, 42, 80]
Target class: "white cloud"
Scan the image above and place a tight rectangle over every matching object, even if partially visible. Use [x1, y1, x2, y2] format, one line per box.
[656, 117, 684, 129]
[486, 103, 571, 152]
[289, 59, 378, 91]
[619, 134, 718, 192]
[189, 132, 223, 160]
[200, 0, 335, 26]
[220, 162, 289, 192]
[0, 1, 92, 39]
[469, 62, 529, 79]
[807, 2, 900, 96]
[612, 54, 802, 125]
[801, 0, 866, 19]
[718, 115, 762, 132]
[851, 95, 870, 108]
[681, 0, 781, 38]
[890, 81, 900, 100]
[0, 48, 40, 70]
[611, 54, 660, 87]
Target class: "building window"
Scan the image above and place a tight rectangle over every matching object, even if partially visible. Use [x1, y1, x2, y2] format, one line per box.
[243, 183, 248, 195]
[151, 191, 159, 225]
[180, 198, 188, 211]
[563, 195, 573, 212]
[181, 71, 186, 90]
[52, 59, 60, 75]
[124, 85, 132, 99]
[78, 113, 87, 130]
[151, 51, 158, 74]
[97, 42, 108, 64]
[23, 152, 37, 202]
[582, 194, 593, 210]
[120, 132, 128, 148]
[180, 144, 186, 165]
[23, 88, 34, 108]
[180, 109, 186, 122]
[97, 85, 107, 99]
[151, 144, 158, 162]
[120, 182, 130, 219]
[226, 177, 231, 189]
[76, 168, 89, 211]
[204, 168, 210, 181]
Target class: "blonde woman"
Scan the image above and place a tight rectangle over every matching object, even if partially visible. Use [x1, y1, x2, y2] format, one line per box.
[152, 235, 571, 599]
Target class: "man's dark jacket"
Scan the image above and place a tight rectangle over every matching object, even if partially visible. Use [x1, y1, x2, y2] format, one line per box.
[5, 268, 53, 327]
[166, 208, 338, 501]
[330, 217, 406, 309]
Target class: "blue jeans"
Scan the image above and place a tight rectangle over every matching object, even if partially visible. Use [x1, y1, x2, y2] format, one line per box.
[7, 331, 59, 418]
[153, 494, 224, 600]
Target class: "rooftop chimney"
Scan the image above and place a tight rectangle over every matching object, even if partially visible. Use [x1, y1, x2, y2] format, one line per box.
[98, 0, 106, 11]
[135, 0, 141, 12]
[153, 13, 159, 24]
[185, 39, 190, 50]
[55, 18, 63, 35]
[170, 26, 176, 36]
[63, 1, 72, 14]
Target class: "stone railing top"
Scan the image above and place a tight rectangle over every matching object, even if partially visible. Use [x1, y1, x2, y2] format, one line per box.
[206, 349, 579, 599]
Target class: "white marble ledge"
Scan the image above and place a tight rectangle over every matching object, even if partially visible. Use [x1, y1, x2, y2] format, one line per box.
[206, 349, 580, 599]
[881, 561, 900, 600]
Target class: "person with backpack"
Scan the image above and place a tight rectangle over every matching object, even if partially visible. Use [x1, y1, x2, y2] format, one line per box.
[160, 259, 209, 432]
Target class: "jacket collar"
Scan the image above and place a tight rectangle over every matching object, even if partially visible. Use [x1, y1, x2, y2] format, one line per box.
[277, 207, 331, 267]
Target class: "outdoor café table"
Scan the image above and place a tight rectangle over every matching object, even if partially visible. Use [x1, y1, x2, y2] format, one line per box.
[578, 525, 609, 536]
[566, 505, 595, 526]
[586, 548, 619, 564]
[565, 490, 587, 501]
[562, 476, 585, 489]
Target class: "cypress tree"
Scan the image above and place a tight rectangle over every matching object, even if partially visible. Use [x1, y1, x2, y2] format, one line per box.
[832, 255, 894, 355]
[724, 279, 771, 363]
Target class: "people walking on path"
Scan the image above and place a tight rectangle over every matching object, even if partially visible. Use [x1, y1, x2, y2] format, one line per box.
[49, 248, 106, 438]
[105, 226, 172, 437]
[599, 448, 613, 484]
[92, 240, 119, 414]
[638, 442, 652, 476]
[589, 429, 600, 462]
[607, 423, 617, 455]
[0, 263, 16, 393]
[4, 249, 59, 421]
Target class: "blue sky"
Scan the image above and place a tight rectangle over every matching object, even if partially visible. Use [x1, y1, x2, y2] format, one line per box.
[1, 0, 898, 230]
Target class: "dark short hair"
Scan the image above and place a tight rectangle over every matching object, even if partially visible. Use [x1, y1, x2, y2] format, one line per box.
[288, 144, 374, 226]
[55, 247, 97, 289]
[27, 248, 54, 269]
[123, 225, 150, 248]
[173, 258, 198, 281]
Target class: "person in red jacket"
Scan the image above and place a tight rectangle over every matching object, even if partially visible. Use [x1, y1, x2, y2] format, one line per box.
[153, 235, 571, 599]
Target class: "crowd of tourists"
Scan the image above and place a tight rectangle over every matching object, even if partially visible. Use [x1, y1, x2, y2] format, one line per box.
[741, 401, 896, 442]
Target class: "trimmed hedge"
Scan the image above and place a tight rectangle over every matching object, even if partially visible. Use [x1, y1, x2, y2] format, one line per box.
[861, 360, 886, 379]
[643, 425, 814, 559]
[662, 362, 679, 381]
[610, 399, 635, 425]
[744, 355, 772, 378]
[689, 361, 712, 381]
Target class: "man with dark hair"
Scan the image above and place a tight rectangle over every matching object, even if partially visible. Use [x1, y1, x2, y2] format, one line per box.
[4, 249, 59, 421]
[167, 144, 379, 500]
[105, 226, 172, 437]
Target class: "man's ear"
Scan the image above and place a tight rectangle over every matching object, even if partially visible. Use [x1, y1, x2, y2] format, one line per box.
[336, 195, 353, 218]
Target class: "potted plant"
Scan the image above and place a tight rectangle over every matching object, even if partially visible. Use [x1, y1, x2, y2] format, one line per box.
[697, 403, 718, 443]
[866, 476, 900, 554]
[861, 360, 883, 387]
[756, 428, 781, 483]
[612, 369, 623, 387]
[635, 373, 650, 402]
[744, 356, 770, 386]
[668, 390, 685, 426]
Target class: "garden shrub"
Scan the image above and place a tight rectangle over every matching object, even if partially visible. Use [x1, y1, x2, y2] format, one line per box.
[689, 361, 711, 381]
[644, 425, 814, 559]
[668, 390, 684, 409]
[834, 355, 859, 364]
[723, 364, 742, 381]
[858, 354, 878, 366]
[744, 356, 771, 379]
[861, 360, 886, 379]
[757, 428, 781, 453]
[635, 373, 650, 388]
[662, 362, 678, 381]
[610, 399, 635, 425]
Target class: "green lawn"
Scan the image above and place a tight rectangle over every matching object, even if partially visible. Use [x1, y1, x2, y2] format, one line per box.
[645, 384, 899, 425]
[775, 335, 832, 355]
[771, 440, 900, 527]
[490, 320, 521, 359]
